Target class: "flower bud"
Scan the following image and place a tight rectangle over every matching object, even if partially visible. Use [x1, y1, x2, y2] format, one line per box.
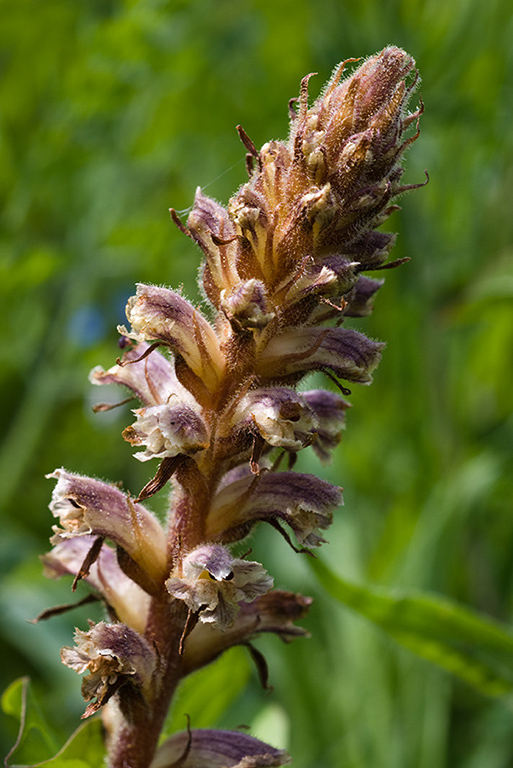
[187, 187, 240, 308]
[221, 279, 275, 330]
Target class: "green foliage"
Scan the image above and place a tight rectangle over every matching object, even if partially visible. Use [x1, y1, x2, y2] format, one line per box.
[161, 646, 252, 739]
[311, 558, 513, 697]
[2, 0, 513, 765]
[2, 678, 105, 767]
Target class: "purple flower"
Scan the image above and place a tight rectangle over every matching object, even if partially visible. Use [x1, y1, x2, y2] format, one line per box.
[207, 471, 342, 547]
[150, 729, 290, 767]
[47, 469, 167, 584]
[118, 284, 225, 394]
[166, 545, 273, 629]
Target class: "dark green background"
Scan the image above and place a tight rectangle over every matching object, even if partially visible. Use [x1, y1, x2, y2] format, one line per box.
[2, 0, 513, 765]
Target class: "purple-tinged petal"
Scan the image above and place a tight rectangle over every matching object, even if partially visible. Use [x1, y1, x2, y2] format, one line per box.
[256, 327, 384, 383]
[118, 284, 225, 393]
[150, 729, 290, 767]
[232, 388, 317, 451]
[166, 545, 273, 630]
[47, 469, 167, 584]
[41, 536, 150, 633]
[206, 471, 342, 547]
[343, 275, 384, 317]
[123, 403, 209, 462]
[181, 590, 312, 676]
[187, 187, 241, 308]
[221, 279, 275, 330]
[301, 389, 350, 463]
[61, 620, 157, 717]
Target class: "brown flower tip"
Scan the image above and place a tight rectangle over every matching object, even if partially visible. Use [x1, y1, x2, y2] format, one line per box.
[183, 47, 421, 341]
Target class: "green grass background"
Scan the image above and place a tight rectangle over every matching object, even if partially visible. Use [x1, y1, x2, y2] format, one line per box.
[1, 0, 513, 765]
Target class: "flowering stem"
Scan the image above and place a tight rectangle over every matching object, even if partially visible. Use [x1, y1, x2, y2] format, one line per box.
[110, 597, 188, 768]
[43, 47, 423, 768]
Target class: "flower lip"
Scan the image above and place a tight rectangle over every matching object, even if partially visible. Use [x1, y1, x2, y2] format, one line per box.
[233, 387, 317, 452]
[166, 545, 273, 629]
[123, 403, 209, 462]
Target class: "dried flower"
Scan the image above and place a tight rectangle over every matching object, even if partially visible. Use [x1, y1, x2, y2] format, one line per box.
[61, 621, 157, 718]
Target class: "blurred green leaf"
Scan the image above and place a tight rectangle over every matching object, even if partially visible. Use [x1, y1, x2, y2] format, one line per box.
[3, 677, 60, 765]
[2, 677, 104, 767]
[311, 558, 513, 697]
[161, 646, 251, 739]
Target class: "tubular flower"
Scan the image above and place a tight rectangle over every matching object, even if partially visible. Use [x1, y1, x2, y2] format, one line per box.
[90, 341, 198, 408]
[206, 471, 343, 547]
[41, 536, 150, 633]
[41, 47, 423, 768]
[61, 621, 157, 718]
[181, 590, 312, 676]
[151, 729, 290, 768]
[118, 284, 225, 396]
[123, 403, 209, 462]
[47, 469, 167, 584]
[166, 545, 273, 629]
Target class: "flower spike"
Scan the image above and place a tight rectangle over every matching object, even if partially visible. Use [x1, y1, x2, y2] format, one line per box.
[41, 47, 423, 768]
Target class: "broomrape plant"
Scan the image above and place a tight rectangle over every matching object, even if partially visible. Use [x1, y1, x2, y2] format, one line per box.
[42, 47, 423, 767]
